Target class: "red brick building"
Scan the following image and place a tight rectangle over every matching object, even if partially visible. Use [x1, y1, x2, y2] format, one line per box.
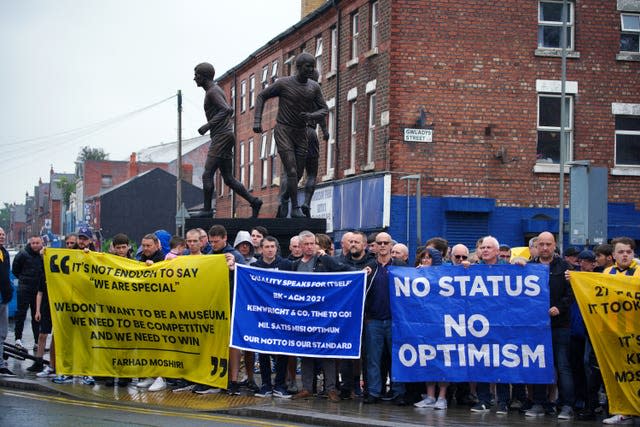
[213, 0, 639, 250]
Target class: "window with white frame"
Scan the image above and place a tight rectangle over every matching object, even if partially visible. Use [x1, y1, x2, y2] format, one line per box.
[351, 12, 359, 60]
[315, 36, 323, 82]
[271, 60, 279, 82]
[260, 133, 269, 187]
[239, 141, 246, 186]
[326, 104, 336, 176]
[240, 80, 246, 113]
[261, 65, 269, 88]
[230, 85, 236, 113]
[615, 115, 640, 166]
[249, 75, 255, 109]
[285, 51, 296, 76]
[349, 99, 357, 171]
[621, 13, 640, 53]
[248, 138, 255, 190]
[367, 92, 377, 164]
[371, 1, 379, 50]
[538, 1, 574, 50]
[330, 27, 338, 72]
[537, 94, 573, 164]
[270, 131, 278, 184]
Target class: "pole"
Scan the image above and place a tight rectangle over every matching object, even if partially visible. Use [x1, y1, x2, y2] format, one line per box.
[558, 0, 568, 252]
[416, 174, 422, 246]
[176, 90, 183, 235]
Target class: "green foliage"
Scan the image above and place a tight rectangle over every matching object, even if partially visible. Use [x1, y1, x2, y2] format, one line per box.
[78, 146, 109, 162]
[0, 203, 10, 231]
[56, 177, 76, 207]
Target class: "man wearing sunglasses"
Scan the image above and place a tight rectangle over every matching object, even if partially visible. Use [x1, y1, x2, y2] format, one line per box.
[450, 244, 470, 266]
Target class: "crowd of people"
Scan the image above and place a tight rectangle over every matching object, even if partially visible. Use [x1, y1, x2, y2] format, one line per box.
[0, 224, 638, 424]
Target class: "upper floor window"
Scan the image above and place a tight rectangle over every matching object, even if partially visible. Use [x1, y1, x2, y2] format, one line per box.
[537, 94, 573, 164]
[271, 60, 279, 82]
[101, 175, 112, 188]
[538, 1, 574, 50]
[230, 85, 236, 113]
[621, 13, 640, 53]
[261, 65, 269, 89]
[249, 75, 255, 109]
[285, 51, 296, 76]
[351, 12, 360, 60]
[326, 100, 336, 177]
[260, 133, 269, 187]
[315, 36, 323, 82]
[270, 131, 278, 184]
[248, 138, 255, 190]
[239, 142, 246, 186]
[370, 1, 379, 50]
[330, 27, 338, 72]
[615, 115, 640, 166]
[367, 92, 377, 165]
[240, 80, 247, 113]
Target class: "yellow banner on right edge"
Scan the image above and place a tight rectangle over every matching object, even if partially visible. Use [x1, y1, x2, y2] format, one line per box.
[570, 272, 640, 416]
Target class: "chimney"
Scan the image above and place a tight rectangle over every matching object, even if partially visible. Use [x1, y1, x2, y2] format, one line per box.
[128, 152, 137, 178]
[301, 0, 325, 18]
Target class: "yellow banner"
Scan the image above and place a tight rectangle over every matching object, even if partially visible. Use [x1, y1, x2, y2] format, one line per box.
[44, 249, 230, 388]
[570, 272, 640, 416]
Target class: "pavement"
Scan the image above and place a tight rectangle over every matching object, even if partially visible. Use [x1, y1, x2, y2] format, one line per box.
[0, 319, 618, 426]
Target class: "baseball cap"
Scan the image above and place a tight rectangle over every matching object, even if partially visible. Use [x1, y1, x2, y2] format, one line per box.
[563, 246, 579, 257]
[77, 226, 93, 239]
[578, 250, 596, 262]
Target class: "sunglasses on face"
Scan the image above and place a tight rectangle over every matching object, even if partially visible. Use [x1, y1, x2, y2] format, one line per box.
[453, 255, 468, 260]
[376, 241, 391, 245]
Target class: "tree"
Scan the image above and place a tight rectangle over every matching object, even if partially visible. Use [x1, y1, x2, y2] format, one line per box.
[0, 203, 10, 231]
[56, 176, 76, 208]
[77, 146, 109, 162]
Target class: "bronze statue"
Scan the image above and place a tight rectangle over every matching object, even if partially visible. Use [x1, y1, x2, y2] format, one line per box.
[253, 53, 328, 218]
[194, 62, 262, 218]
[276, 70, 329, 218]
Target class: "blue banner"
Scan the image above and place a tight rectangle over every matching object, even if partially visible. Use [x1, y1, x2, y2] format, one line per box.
[389, 264, 554, 384]
[231, 264, 366, 358]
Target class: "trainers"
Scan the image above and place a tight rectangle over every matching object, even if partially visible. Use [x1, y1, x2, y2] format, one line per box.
[414, 396, 436, 408]
[557, 405, 573, 420]
[172, 383, 197, 393]
[255, 385, 273, 397]
[136, 377, 155, 388]
[434, 397, 448, 410]
[52, 375, 73, 384]
[380, 390, 398, 401]
[226, 381, 241, 395]
[148, 377, 166, 392]
[27, 360, 44, 372]
[36, 365, 55, 378]
[0, 367, 16, 377]
[81, 376, 95, 385]
[603, 414, 634, 425]
[273, 387, 292, 399]
[471, 403, 491, 413]
[525, 404, 546, 417]
[193, 384, 221, 394]
[14, 339, 25, 350]
[244, 379, 260, 393]
[496, 402, 509, 415]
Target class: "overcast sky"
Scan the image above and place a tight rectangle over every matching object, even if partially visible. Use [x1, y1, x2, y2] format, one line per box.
[0, 0, 301, 206]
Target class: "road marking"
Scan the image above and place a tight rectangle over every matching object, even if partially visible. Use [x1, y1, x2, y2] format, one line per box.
[1, 389, 299, 426]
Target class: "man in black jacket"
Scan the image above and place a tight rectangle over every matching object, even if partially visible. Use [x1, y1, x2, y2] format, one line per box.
[0, 227, 15, 376]
[11, 234, 44, 350]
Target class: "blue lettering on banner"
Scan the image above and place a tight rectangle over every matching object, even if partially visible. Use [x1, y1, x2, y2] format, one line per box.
[231, 265, 366, 358]
[389, 264, 555, 384]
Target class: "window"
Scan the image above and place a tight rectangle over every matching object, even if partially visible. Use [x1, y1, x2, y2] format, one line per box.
[271, 59, 279, 82]
[330, 27, 338, 72]
[239, 142, 246, 186]
[351, 12, 359, 60]
[538, 1, 574, 50]
[249, 74, 255, 109]
[367, 92, 377, 164]
[230, 85, 236, 113]
[260, 133, 269, 187]
[315, 36, 323, 82]
[248, 138, 255, 190]
[536, 94, 573, 164]
[284, 51, 296, 76]
[615, 116, 640, 166]
[349, 100, 357, 171]
[621, 13, 640, 53]
[370, 1, 379, 50]
[326, 104, 336, 177]
[240, 80, 246, 113]
[261, 65, 269, 88]
[101, 175, 112, 188]
[270, 131, 278, 184]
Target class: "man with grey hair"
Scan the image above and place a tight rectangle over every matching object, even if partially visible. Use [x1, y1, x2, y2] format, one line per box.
[450, 243, 470, 265]
[528, 236, 539, 260]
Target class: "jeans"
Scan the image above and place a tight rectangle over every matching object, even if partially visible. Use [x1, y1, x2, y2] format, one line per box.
[259, 353, 288, 389]
[301, 357, 337, 392]
[365, 319, 405, 398]
[0, 303, 7, 368]
[477, 382, 510, 405]
[533, 327, 574, 406]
